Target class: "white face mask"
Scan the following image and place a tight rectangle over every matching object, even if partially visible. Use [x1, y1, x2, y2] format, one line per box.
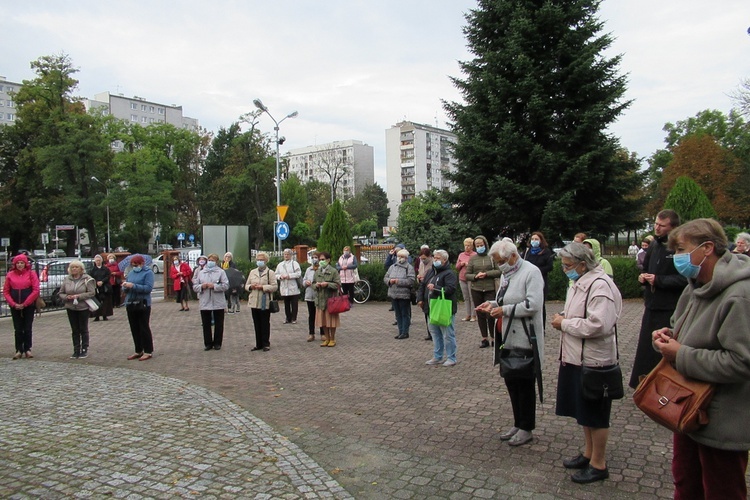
[109, 259, 116, 264]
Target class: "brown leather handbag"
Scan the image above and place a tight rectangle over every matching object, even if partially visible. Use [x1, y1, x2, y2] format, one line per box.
[633, 358, 714, 434]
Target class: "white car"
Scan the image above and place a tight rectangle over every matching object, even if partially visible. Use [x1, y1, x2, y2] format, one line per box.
[152, 254, 165, 274]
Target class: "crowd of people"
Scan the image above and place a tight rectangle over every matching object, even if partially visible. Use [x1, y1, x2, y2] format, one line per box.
[5, 216, 750, 495]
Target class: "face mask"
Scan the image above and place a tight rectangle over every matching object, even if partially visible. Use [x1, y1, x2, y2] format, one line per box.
[256, 261, 266, 268]
[173, 260, 179, 265]
[498, 263, 511, 274]
[476, 246, 486, 254]
[433, 260, 443, 268]
[343, 252, 350, 257]
[198, 260, 206, 267]
[565, 268, 580, 281]
[319, 260, 328, 267]
[207, 261, 216, 269]
[530, 240, 540, 248]
[132, 266, 142, 273]
[674, 243, 707, 279]
[109, 259, 115, 264]
[311, 258, 319, 265]
[397, 257, 406, 264]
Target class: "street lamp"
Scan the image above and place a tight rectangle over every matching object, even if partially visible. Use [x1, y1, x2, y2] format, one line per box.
[253, 98, 298, 253]
[91, 176, 111, 252]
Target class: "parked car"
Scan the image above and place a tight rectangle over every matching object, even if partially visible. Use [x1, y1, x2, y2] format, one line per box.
[33, 249, 47, 258]
[38, 258, 95, 306]
[152, 254, 165, 274]
[47, 249, 67, 258]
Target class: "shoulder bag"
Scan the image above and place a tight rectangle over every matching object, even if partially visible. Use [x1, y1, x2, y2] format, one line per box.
[260, 271, 279, 313]
[428, 287, 452, 326]
[496, 305, 535, 381]
[327, 285, 351, 314]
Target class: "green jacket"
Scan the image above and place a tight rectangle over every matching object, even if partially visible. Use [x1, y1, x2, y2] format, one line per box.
[313, 264, 341, 311]
[584, 238, 613, 277]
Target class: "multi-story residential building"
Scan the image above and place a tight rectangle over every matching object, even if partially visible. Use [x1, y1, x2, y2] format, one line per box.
[83, 92, 199, 131]
[0, 76, 21, 126]
[385, 121, 458, 227]
[286, 140, 375, 201]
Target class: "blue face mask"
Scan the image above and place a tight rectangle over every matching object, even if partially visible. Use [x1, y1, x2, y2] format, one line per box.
[256, 261, 266, 268]
[132, 266, 142, 273]
[530, 240, 540, 248]
[207, 261, 216, 269]
[476, 246, 486, 254]
[565, 269, 580, 281]
[433, 260, 443, 269]
[673, 243, 707, 279]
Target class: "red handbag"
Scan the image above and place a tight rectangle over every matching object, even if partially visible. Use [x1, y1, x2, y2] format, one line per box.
[327, 287, 351, 314]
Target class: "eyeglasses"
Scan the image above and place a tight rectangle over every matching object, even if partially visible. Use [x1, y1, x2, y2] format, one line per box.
[561, 261, 578, 271]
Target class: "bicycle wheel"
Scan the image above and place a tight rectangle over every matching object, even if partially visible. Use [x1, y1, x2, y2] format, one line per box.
[353, 279, 371, 304]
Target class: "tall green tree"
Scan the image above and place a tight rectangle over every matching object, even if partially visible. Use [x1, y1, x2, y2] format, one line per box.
[664, 176, 717, 222]
[317, 199, 352, 260]
[344, 183, 390, 231]
[445, 0, 634, 241]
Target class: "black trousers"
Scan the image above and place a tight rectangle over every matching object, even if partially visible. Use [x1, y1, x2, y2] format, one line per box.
[629, 308, 673, 388]
[306, 301, 324, 337]
[505, 377, 537, 431]
[126, 305, 153, 354]
[341, 282, 355, 303]
[66, 309, 90, 354]
[471, 289, 496, 338]
[11, 306, 35, 352]
[251, 308, 271, 348]
[200, 309, 225, 348]
[283, 294, 299, 322]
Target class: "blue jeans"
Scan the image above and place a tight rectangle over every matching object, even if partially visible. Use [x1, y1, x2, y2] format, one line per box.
[393, 298, 412, 335]
[429, 314, 456, 362]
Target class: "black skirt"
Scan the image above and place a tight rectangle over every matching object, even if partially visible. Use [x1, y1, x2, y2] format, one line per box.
[555, 363, 612, 429]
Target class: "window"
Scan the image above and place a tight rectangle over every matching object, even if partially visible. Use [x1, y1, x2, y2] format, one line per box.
[141, 116, 147, 123]
[158, 108, 164, 115]
[7, 113, 14, 121]
[130, 102, 137, 109]
[141, 104, 147, 111]
[149, 106, 155, 113]
[130, 114, 138, 121]
[149, 118, 155, 123]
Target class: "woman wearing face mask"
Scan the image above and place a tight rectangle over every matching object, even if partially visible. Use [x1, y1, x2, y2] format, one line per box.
[105, 254, 124, 308]
[419, 249, 459, 367]
[245, 252, 278, 351]
[336, 246, 358, 304]
[652, 219, 750, 498]
[192, 254, 230, 351]
[314, 251, 342, 347]
[122, 254, 155, 361]
[550, 243, 622, 484]
[522, 231, 555, 325]
[476, 239, 545, 446]
[4, 254, 40, 359]
[466, 235, 501, 348]
[58, 260, 97, 359]
[277, 248, 302, 324]
[455, 237, 477, 322]
[303, 252, 325, 342]
[170, 255, 193, 311]
[89, 255, 112, 321]
[384, 248, 416, 340]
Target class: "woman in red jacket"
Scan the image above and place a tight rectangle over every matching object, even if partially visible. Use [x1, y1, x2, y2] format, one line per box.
[170, 255, 193, 311]
[3, 254, 40, 359]
[105, 254, 124, 308]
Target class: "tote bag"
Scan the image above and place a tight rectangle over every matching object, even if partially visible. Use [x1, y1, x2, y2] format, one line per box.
[428, 288, 452, 326]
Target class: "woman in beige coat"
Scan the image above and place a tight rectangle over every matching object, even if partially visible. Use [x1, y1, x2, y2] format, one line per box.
[58, 260, 97, 359]
[245, 252, 278, 352]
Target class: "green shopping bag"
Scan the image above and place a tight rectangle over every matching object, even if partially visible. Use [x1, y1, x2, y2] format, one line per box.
[429, 288, 452, 326]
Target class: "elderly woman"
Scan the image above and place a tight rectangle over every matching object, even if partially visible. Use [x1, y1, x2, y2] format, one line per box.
[122, 254, 155, 361]
[193, 253, 229, 351]
[455, 237, 477, 322]
[276, 248, 302, 324]
[732, 231, 750, 256]
[89, 255, 112, 321]
[314, 251, 342, 347]
[466, 235, 501, 348]
[58, 260, 96, 359]
[384, 248, 416, 340]
[522, 231, 555, 324]
[336, 246, 358, 304]
[551, 242, 622, 484]
[4, 254, 40, 359]
[221, 251, 236, 269]
[652, 219, 750, 498]
[476, 239, 544, 446]
[419, 249, 459, 367]
[303, 252, 325, 342]
[245, 252, 278, 351]
[105, 254, 124, 308]
[170, 255, 193, 311]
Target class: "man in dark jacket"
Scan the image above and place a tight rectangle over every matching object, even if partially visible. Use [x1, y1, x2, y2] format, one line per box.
[629, 209, 688, 388]
[418, 249, 458, 367]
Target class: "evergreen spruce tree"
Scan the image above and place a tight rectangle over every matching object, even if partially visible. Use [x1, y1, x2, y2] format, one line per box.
[445, 0, 638, 240]
[317, 199, 352, 261]
[664, 176, 717, 222]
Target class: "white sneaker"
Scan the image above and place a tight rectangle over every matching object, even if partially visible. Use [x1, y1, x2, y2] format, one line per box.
[443, 360, 456, 367]
[425, 358, 443, 365]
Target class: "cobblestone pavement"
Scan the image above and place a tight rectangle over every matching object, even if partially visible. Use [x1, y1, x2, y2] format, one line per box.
[2, 297, 747, 498]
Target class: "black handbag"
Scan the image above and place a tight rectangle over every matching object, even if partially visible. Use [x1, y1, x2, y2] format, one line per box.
[126, 299, 148, 312]
[496, 305, 536, 380]
[579, 278, 624, 401]
[269, 299, 280, 314]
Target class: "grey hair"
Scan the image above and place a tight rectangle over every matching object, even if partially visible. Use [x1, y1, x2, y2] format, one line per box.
[558, 242, 598, 271]
[433, 249, 449, 261]
[737, 232, 750, 245]
[397, 249, 410, 258]
[488, 239, 519, 260]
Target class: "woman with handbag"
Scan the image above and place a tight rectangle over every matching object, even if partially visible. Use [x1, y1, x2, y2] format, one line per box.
[651, 219, 750, 499]
[171, 255, 193, 311]
[276, 249, 302, 324]
[89, 255, 112, 321]
[4, 254, 40, 359]
[193, 253, 230, 351]
[303, 252, 325, 342]
[58, 260, 97, 359]
[384, 248, 416, 340]
[122, 254, 155, 361]
[419, 249, 459, 367]
[476, 239, 544, 446]
[550, 242, 622, 484]
[245, 252, 278, 352]
[314, 251, 342, 347]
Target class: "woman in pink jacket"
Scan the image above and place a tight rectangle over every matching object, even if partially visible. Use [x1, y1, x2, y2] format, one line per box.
[3, 254, 40, 359]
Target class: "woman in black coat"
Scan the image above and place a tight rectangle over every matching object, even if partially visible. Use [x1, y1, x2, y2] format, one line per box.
[90, 255, 113, 321]
[522, 231, 555, 324]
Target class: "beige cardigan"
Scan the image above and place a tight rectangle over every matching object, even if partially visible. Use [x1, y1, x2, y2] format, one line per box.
[245, 267, 278, 310]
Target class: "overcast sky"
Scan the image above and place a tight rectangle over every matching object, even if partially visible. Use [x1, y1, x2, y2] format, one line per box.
[5, 0, 750, 188]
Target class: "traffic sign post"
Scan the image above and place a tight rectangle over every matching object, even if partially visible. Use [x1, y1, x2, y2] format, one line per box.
[276, 221, 290, 241]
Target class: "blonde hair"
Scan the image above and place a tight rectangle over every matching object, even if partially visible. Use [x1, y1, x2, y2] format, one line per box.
[67, 260, 85, 275]
[256, 252, 269, 261]
[207, 253, 220, 261]
[668, 218, 728, 256]
[463, 237, 474, 246]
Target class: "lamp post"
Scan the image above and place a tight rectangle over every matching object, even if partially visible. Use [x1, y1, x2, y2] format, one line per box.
[253, 99, 298, 254]
[91, 176, 111, 252]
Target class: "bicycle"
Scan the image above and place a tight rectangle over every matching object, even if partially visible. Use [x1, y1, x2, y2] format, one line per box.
[353, 278, 371, 304]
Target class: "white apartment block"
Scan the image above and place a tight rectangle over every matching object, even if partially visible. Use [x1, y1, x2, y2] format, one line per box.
[83, 92, 199, 131]
[385, 121, 458, 227]
[0, 76, 21, 126]
[286, 140, 375, 201]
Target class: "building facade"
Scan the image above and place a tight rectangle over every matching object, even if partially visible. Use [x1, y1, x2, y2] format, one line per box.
[0, 76, 21, 126]
[385, 121, 458, 227]
[83, 92, 199, 131]
[286, 140, 374, 201]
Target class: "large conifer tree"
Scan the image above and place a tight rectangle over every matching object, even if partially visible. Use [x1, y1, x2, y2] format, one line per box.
[445, 0, 636, 240]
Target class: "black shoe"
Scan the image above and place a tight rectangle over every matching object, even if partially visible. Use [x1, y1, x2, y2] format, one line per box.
[394, 334, 401, 339]
[388, 307, 394, 311]
[204, 346, 213, 351]
[480, 339, 490, 348]
[262, 347, 270, 351]
[214, 345, 221, 350]
[424, 335, 432, 341]
[392, 321, 398, 325]
[563, 454, 590, 469]
[396, 334, 409, 340]
[571, 465, 609, 484]
[251, 347, 262, 351]
[93, 317, 100, 322]
[103, 317, 108, 321]
[78, 350, 88, 359]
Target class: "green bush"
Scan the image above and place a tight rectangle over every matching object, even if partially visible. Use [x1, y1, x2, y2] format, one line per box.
[547, 257, 642, 301]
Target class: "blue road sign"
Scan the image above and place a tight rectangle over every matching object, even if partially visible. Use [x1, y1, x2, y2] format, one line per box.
[189, 234, 195, 242]
[177, 232, 186, 241]
[276, 222, 290, 241]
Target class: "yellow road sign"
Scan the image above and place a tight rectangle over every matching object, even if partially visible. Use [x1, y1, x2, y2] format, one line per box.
[277, 205, 289, 221]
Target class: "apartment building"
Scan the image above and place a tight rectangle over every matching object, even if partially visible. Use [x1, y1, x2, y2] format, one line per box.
[286, 140, 374, 201]
[0, 76, 21, 126]
[83, 92, 199, 131]
[385, 120, 458, 227]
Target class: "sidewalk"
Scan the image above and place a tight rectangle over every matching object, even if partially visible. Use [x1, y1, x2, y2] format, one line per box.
[1, 298, 741, 498]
